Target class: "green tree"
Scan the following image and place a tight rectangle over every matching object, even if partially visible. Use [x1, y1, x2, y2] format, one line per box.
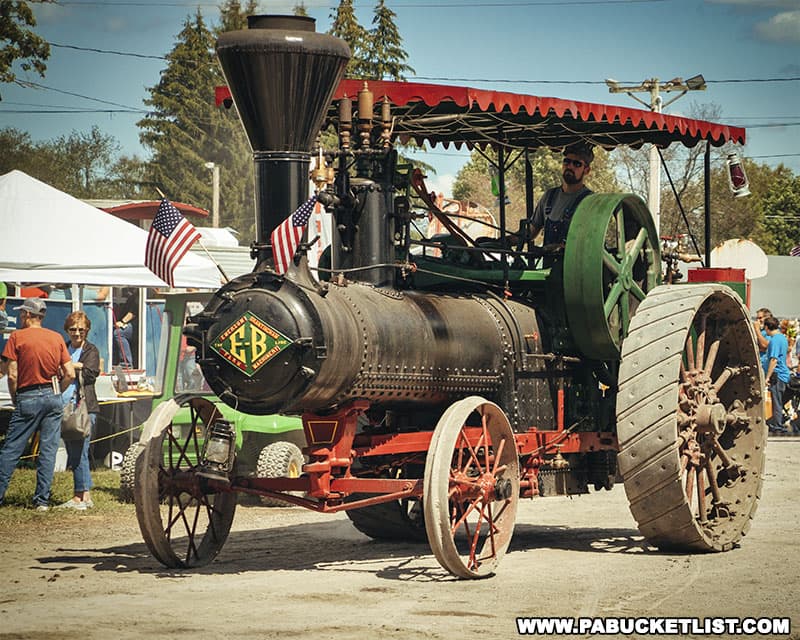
[754, 164, 800, 255]
[214, 0, 260, 238]
[106, 155, 151, 199]
[138, 10, 255, 236]
[56, 126, 120, 196]
[0, 125, 127, 198]
[217, 0, 257, 32]
[293, 3, 309, 16]
[364, 0, 413, 81]
[328, 0, 368, 79]
[0, 0, 50, 98]
[0, 127, 40, 176]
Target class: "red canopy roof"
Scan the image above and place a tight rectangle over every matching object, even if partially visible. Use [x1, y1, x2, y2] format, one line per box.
[217, 79, 745, 151]
[329, 80, 745, 151]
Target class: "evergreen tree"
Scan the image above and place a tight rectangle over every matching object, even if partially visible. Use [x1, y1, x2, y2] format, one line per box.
[215, 0, 261, 239]
[328, 0, 369, 79]
[365, 0, 414, 81]
[293, 3, 309, 16]
[138, 9, 255, 237]
[217, 0, 257, 32]
[138, 11, 219, 205]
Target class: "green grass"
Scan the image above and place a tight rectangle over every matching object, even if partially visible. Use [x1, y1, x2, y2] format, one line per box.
[0, 468, 133, 527]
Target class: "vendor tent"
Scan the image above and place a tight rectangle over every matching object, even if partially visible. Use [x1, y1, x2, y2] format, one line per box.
[0, 170, 222, 288]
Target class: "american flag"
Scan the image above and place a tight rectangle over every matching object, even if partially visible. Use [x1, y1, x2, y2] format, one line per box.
[271, 196, 317, 275]
[791, 245, 800, 257]
[145, 199, 201, 286]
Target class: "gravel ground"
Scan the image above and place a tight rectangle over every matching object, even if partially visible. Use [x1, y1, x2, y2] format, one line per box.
[1, 437, 798, 640]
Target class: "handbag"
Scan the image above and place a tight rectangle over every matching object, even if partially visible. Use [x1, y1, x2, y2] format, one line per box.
[61, 370, 91, 441]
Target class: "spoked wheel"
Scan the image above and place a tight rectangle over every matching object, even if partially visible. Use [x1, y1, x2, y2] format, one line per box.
[134, 397, 237, 568]
[564, 193, 660, 361]
[424, 396, 519, 578]
[617, 284, 766, 551]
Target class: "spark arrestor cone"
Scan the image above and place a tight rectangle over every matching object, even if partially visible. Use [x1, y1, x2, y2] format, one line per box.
[216, 15, 351, 154]
[216, 16, 351, 266]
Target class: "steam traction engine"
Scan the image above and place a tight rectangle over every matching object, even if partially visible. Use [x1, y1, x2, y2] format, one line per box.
[133, 15, 766, 578]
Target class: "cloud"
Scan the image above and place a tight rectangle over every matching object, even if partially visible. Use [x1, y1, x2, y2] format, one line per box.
[754, 10, 800, 43]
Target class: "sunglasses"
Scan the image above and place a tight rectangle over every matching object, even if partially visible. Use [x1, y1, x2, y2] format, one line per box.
[68, 327, 87, 333]
[563, 158, 585, 168]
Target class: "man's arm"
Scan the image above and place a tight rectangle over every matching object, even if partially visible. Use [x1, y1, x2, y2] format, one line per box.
[60, 359, 76, 393]
[766, 357, 777, 383]
[6, 360, 18, 403]
[754, 324, 769, 351]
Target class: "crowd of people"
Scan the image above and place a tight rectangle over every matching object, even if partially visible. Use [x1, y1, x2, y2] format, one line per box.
[754, 308, 800, 435]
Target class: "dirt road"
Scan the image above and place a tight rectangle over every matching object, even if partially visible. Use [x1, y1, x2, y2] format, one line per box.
[2, 438, 798, 640]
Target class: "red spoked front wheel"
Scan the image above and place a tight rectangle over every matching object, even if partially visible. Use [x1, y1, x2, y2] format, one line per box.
[423, 396, 519, 578]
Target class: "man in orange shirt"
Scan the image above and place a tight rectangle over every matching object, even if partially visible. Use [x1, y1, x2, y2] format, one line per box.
[0, 298, 75, 510]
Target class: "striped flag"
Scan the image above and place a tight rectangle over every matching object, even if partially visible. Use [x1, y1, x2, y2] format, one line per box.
[145, 199, 201, 286]
[270, 196, 317, 275]
[791, 245, 800, 257]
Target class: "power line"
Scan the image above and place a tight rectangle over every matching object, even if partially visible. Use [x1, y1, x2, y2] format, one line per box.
[747, 122, 800, 129]
[751, 154, 800, 159]
[50, 42, 166, 60]
[412, 75, 800, 85]
[0, 108, 144, 114]
[15, 80, 143, 111]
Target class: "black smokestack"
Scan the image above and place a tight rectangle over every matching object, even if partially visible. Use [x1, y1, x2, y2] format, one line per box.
[216, 15, 350, 267]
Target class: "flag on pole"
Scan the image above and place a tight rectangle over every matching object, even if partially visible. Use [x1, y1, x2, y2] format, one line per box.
[271, 196, 317, 275]
[791, 245, 800, 257]
[145, 198, 201, 286]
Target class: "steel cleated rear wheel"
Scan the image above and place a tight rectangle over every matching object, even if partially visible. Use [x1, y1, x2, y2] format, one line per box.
[134, 397, 237, 568]
[617, 284, 766, 551]
[424, 396, 519, 578]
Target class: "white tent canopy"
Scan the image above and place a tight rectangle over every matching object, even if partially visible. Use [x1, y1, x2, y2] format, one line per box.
[0, 170, 222, 288]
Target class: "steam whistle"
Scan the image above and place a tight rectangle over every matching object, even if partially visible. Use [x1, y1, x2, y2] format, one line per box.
[198, 419, 236, 483]
[726, 152, 750, 198]
[357, 81, 374, 147]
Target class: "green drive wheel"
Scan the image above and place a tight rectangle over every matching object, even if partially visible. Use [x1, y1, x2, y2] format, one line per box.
[563, 193, 661, 361]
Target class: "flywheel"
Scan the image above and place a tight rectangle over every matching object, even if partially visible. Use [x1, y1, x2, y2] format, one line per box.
[563, 193, 661, 360]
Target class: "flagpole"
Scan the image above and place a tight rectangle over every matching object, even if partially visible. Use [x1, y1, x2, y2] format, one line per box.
[147, 191, 229, 286]
[196, 238, 230, 283]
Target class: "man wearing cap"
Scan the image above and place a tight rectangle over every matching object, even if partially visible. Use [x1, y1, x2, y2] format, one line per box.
[0, 298, 75, 510]
[528, 142, 594, 250]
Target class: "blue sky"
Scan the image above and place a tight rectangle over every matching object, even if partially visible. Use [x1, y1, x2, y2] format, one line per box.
[2, 0, 798, 197]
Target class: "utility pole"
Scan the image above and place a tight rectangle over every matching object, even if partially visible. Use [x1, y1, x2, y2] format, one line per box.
[605, 75, 706, 235]
[204, 161, 220, 227]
